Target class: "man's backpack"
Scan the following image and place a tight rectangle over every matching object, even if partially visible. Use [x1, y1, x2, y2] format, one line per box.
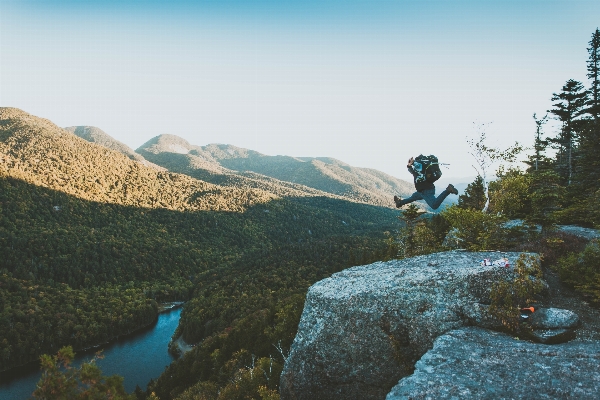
[413, 154, 442, 183]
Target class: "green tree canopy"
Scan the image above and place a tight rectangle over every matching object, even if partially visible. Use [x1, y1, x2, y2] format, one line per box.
[33, 346, 135, 400]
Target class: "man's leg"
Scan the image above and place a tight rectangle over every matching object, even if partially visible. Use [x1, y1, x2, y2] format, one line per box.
[395, 191, 423, 207]
[420, 188, 450, 210]
[421, 184, 458, 210]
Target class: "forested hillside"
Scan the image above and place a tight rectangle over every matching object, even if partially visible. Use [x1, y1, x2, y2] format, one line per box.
[64, 125, 164, 170]
[72, 129, 381, 205]
[0, 108, 278, 213]
[136, 134, 414, 207]
[0, 108, 397, 398]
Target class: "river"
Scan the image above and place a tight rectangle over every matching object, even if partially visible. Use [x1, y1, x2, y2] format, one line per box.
[0, 307, 182, 399]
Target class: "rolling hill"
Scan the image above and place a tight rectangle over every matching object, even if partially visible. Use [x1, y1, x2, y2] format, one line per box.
[0, 107, 398, 391]
[0, 108, 278, 213]
[64, 125, 165, 171]
[136, 134, 415, 208]
[61, 123, 416, 210]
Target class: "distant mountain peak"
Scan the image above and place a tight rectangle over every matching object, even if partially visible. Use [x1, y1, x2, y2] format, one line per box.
[137, 134, 194, 155]
[64, 125, 164, 170]
[137, 135, 415, 208]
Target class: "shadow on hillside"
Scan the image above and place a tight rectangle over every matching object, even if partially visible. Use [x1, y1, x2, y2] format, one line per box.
[0, 176, 399, 372]
[0, 176, 398, 281]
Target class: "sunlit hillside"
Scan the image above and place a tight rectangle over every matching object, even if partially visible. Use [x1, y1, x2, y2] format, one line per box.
[0, 108, 275, 212]
[68, 127, 374, 202]
[0, 108, 398, 382]
[136, 134, 415, 207]
[64, 125, 164, 170]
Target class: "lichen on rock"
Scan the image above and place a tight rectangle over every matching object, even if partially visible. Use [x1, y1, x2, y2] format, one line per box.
[386, 326, 600, 399]
[280, 251, 536, 400]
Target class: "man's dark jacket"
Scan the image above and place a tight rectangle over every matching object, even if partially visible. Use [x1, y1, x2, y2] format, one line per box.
[407, 165, 435, 192]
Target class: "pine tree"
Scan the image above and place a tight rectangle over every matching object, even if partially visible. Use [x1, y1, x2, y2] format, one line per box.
[548, 79, 588, 185]
[396, 204, 425, 258]
[526, 113, 551, 172]
[457, 175, 486, 211]
[586, 28, 600, 121]
[575, 29, 600, 195]
[528, 171, 565, 234]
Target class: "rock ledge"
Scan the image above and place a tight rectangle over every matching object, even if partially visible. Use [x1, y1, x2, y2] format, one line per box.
[387, 326, 600, 399]
[280, 251, 534, 400]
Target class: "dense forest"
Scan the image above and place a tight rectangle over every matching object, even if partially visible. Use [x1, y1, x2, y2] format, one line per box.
[0, 107, 397, 400]
[2, 28, 600, 400]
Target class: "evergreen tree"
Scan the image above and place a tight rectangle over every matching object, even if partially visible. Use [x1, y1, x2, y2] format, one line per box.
[396, 204, 425, 259]
[548, 79, 588, 185]
[426, 213, 452, 245]
[572, 120, 600, 196]
[575, 29, 600, 195]
[528, 171, 565, 234]
[586, 28, 600, 121]
[526, 113, 551, 172]
[457, 175, 486, 211]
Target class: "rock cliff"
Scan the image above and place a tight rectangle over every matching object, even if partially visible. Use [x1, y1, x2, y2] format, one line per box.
[280, 250, 599, 399]
[280, 251, 528, 400]
[386, 327, 600, 399]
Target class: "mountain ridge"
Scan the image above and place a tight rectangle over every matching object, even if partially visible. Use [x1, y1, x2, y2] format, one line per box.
[0, 108, 275, 212]
[64, 125, 165, 171]
[0, 107, 399, 379]
[135, 133, 416, 208]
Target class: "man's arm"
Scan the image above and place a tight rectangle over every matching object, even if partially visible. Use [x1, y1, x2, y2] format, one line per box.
[406, 157, 416, 176]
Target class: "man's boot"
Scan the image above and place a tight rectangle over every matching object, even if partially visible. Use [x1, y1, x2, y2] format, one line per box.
[393, 195, 403, 208]
[446, 184, 458, 195]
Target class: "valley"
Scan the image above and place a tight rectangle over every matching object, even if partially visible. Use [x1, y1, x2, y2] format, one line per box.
[0, 108, 401, 397]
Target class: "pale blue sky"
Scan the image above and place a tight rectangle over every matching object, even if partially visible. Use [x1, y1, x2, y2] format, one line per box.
[1, 1, 599, 179]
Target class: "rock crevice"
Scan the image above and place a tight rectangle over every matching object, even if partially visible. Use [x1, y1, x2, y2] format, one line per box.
[387, 327, 600, 399]
[280, 251, 528, 400]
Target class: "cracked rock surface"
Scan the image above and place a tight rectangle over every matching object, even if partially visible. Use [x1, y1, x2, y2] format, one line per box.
[279, 251, 531, 400]
[386, 326, 600, 400]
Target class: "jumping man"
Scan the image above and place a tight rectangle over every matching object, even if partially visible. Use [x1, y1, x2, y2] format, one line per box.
[394, 156, 458, 210]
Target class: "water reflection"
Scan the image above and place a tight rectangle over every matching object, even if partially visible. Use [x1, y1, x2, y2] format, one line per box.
[0, 307, 181, 399]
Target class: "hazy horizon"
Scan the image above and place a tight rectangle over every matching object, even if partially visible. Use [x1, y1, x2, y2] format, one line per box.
[2, 0, 599, 179]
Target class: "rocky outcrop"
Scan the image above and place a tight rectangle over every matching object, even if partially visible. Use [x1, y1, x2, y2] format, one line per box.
[557, 224, 600, 240]
[528, 307, 580, 344]
[444, 221, 600, 250]
[387, 327, 600, 399]
[279, 251, 535, 400]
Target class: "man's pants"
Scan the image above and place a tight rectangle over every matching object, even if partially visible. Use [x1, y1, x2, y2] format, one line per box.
[398, 188, 450, 210]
